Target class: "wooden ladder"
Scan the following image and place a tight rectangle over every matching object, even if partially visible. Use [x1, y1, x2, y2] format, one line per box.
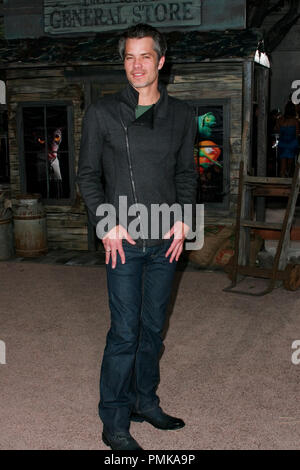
[224, 156, 300, 296]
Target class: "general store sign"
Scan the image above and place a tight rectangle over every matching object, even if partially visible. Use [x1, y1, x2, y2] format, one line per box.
[44, 0, 202, 33]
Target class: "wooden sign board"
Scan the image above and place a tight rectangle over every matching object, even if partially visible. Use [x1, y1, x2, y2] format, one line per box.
[3, 0, 246, 38]
[44, 0, 202, 34]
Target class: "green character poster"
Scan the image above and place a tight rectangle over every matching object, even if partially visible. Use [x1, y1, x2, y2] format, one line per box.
[194, 105, 224, 203]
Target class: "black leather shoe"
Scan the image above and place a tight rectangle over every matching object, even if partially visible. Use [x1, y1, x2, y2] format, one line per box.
[102, 430, 143, 450]
[131, 407, 185, 430]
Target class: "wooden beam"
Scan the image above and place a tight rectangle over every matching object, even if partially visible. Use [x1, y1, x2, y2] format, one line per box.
[256, 65, 269, 222]
[242, 61, 254, 172]
[245, 176, 292, 185]
[239, 61, 254, 265]
[241, 220, 282, 230]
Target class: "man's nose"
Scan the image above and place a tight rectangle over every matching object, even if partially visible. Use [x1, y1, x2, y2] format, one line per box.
[133, 58, 142, 68]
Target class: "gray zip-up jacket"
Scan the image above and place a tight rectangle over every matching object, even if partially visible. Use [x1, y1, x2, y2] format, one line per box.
[77, 82, 197, 247]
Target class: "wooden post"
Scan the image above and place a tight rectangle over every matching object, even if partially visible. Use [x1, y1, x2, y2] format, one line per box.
[239, 60, 254, 265]
[256, 65, 269, 222]
[242, 61, 254, 174]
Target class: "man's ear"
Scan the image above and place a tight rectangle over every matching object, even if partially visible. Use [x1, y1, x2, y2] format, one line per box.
[158, 56, 165, 71]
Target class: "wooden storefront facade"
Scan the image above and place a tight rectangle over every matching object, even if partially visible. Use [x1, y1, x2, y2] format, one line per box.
[0, 2, 270, 251]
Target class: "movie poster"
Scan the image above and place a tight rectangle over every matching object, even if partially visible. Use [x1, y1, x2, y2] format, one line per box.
[193, 105, 224, 204]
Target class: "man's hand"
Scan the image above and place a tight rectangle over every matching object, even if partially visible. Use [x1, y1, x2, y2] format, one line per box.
[102, 225, 136, 269]
[163, 221, 190, 263]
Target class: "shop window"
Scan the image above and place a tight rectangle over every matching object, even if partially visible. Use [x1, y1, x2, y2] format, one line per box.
[187, 99, 230, 210]
[18, 103, 75, 202]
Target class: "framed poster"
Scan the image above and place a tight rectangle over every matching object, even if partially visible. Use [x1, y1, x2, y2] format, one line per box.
[17, 101, 76, 204]
[187, 99, 230, 210]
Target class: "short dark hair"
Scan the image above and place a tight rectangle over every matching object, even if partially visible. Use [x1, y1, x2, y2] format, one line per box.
[118, 23, 167, 61]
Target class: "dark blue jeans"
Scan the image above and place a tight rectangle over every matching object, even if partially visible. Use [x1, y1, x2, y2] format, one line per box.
[98, 240, 177, 433]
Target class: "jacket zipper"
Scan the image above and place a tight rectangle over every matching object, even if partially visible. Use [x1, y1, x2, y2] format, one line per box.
[121, 119, 146, 252]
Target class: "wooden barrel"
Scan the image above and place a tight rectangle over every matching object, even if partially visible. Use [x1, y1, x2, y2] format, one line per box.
[13, 194, 48, 257]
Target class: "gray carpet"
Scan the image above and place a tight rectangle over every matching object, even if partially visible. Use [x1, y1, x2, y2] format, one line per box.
[0, 262, 300, 450]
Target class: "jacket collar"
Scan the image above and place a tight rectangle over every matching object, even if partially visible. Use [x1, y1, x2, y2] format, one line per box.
[120, 81, 169, 121]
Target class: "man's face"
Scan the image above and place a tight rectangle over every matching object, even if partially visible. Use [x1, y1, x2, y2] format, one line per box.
[124, 37, 165, 90]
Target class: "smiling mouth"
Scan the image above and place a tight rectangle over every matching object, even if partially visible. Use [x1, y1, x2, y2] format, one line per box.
[132, 73, 145, 79]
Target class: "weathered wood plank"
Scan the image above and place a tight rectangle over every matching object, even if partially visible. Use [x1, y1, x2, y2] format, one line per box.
[46, 219, 87, 228]
[168, 81, 242, 93]
[173, 68, 243, 84]
[8, 80, 82, 97]
[167, 90, 241, 101]
[47, 227, 87, 236]
[6, 68, 65, 80]
[48, 240, 88, 250]
[173, 76, 242, 86]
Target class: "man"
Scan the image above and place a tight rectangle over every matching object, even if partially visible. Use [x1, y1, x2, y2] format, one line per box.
[77, 23, 197, 450]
